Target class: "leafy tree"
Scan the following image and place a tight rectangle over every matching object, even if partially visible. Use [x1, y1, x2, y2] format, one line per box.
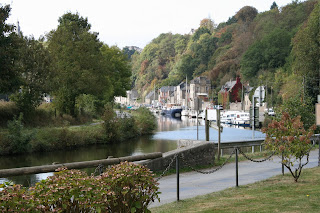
[270, 1, 278, 10]
[235, 6, 258, 23]
[277, 92, 315, 130]
[200, 18, 216, 33]
[101, 45, 131, 101]
[291, 2, 320, 101]
[192, 27, 211, 41]
[241, 28, 291, 82]
[262, 112, 316, 182]
[10, 36, 51, 116]
[0, 5, 21, 93]
[47, 12, 106, 116]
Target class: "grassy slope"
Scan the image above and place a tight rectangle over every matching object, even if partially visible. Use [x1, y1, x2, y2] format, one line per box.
[151, 166, 320, 213]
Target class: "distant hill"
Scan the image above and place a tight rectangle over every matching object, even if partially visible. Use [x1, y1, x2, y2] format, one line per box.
[130, 0, 319, 105]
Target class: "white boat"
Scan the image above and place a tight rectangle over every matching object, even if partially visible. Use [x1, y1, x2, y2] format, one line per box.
[220, 111, 237, 124]
[188, 110, 197, 118]
[181, 109, 189, 116]
[232, 112, 250, 126]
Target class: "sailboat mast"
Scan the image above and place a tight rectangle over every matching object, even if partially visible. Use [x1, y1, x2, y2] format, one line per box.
[186, 76, 188, 109]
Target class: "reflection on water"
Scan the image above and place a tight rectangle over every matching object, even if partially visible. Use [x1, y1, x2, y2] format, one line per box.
[0, 114, 265, 185]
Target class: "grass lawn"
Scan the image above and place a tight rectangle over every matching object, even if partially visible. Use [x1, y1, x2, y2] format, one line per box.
[151, 166, 320, 213]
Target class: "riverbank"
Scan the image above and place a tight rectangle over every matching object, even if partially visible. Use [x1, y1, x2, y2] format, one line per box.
[0, 107, 157, 156]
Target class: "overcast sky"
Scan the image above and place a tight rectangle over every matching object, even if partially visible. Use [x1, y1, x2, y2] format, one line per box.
[2, 0, 296, 49]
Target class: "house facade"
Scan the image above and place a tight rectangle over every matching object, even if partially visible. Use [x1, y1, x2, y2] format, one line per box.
[158, 86, 175, 105]
[145, 90, 158, 105]
[189, 76, 211, 110]
[219, 77, 242, 109]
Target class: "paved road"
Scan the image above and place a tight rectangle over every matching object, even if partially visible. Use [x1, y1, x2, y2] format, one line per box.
[150, 149, 319, 207]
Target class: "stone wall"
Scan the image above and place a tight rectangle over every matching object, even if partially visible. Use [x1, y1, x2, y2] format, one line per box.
[141, 140, 215, 172]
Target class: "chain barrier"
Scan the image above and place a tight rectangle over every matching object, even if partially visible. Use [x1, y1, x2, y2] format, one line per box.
[238, 148, 275, 163]
[180, 148, 237, 174]
[156, 153, 179, 181]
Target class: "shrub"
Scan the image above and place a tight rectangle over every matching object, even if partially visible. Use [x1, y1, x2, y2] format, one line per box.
[98, 161, 160, 213]
[133, 107, 157, 135]
[6, 113, 34, 154]
[0, 163, 160, 212]
[102, 105, 120, 142]
[262, 112, 316, 182]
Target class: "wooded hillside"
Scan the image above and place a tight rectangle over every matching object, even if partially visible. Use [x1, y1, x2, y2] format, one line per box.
[130, 0, 319, 105]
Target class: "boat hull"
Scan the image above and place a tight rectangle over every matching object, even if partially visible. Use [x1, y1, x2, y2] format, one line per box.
[162, 108, 183, 118]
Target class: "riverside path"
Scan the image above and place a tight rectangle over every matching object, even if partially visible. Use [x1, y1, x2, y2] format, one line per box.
[150, 149, 319, 207]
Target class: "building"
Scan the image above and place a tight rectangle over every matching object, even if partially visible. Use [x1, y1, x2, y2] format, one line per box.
[176, 82, 189, 108]
[189, 76, 211, 110]
[158, 86, 175, 105]
[145, 90, 158, 105]
[219, 77, 242, 109]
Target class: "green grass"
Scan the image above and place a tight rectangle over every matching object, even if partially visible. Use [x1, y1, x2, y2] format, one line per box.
[151, 166, 320, 213]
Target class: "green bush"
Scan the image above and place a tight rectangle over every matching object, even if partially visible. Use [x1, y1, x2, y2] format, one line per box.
[0, 163, 160, 212]
[133, 107, 157, 135]
[102, 105, 120, 142]
[6, 113, 34, 154]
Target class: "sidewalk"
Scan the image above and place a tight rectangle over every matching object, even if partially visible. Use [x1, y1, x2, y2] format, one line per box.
[150, 149, 319, 207]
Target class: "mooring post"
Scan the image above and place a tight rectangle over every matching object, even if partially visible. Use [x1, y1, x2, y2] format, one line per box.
[217, 109, 221, 160]
[282, 152, 284, 175]
[205, 109, 209, 141]
[176, 155, 180, 201]
[318, 137, 320, 167]
[236, 148, 239, 187]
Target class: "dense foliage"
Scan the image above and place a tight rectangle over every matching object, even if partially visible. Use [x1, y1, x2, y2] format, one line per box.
[0, 162, 160, 212]
[0, 6, 131, 120]
[262, 112, 316, 182]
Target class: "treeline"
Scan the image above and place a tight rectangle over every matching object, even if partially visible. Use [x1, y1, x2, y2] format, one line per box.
[131, 0, 319, 106]
[0, 6, 131, 122]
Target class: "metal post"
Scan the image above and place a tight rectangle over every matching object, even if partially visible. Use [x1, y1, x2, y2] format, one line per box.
[236, 148, 239, 187]
[318, 138, 320, 167]
[217, 109, 221, 160]
[205, 109, 209, 141]
[176, 155, 180, 201]
[197, 98, 199, 140]
[252, 97, 255, 139]
[252, 146, 254, 153]
[282, 152, 284, 175]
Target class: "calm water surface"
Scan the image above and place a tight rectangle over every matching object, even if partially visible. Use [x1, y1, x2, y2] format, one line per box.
[0, 115, 265, 185]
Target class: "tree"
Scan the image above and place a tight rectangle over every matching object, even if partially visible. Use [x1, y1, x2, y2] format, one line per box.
[47, 12, 106, 116]
[200, 18, 216, 33]
[291, 3, 320, 101]
[270, 1, 278, 10]
[100, 45, 131, 101]
[277, 92, 315, 130]
[0, 5, 21, 93]
[262, 112, 316, 182]
[10, 36, 51, 116]
[241, 28, 291, 82]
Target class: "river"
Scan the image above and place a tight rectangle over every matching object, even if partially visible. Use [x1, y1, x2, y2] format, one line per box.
[0, 114, 265, 186]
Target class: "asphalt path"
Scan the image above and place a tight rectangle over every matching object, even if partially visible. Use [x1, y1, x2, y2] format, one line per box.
[150, 149, 319, 207]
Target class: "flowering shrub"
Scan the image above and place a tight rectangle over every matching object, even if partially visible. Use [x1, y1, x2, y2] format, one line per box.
[0, 162, 160, 212]
[262, 112, 316, 182]
[97, 161, 160, 213]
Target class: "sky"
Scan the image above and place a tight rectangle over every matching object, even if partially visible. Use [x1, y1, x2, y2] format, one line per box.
[2, 0, 296, 49]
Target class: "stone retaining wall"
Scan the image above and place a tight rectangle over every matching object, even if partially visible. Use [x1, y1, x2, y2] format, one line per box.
[141, 140, 215, 172]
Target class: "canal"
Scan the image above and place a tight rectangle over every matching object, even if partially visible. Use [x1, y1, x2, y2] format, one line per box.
[0, 115, 265, 186]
